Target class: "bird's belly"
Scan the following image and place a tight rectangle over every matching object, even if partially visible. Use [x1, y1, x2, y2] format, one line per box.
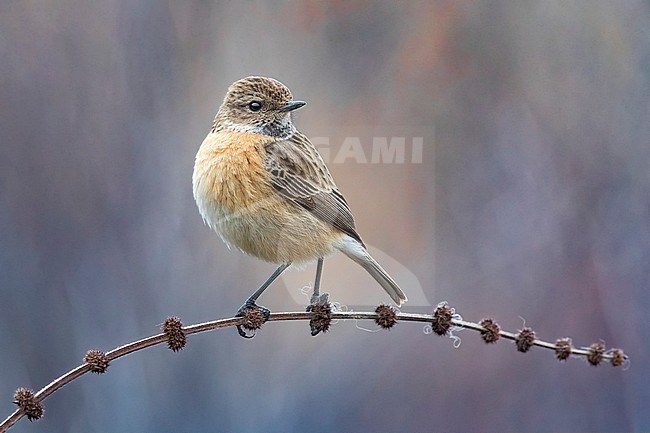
[215, 203, 338, 263]
[193, 149, 337, 263]
[199, 195, 337, 263]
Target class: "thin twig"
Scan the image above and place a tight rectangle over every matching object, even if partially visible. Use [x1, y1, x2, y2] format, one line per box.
[0, 308, 627, 432]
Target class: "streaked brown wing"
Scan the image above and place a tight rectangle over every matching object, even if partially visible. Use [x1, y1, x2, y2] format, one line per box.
[264, 132, 364, 245]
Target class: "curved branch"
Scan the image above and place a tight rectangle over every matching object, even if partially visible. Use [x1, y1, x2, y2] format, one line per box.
[0, 307, 627, 432]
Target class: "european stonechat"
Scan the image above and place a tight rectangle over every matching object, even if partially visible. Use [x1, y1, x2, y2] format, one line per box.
[192, 76, 407, 337]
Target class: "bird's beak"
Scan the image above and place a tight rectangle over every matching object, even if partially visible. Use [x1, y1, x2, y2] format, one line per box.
[279, 100, 306, 112]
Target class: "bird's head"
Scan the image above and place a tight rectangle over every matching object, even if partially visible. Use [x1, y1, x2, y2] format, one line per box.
[213, 76, 306, 138]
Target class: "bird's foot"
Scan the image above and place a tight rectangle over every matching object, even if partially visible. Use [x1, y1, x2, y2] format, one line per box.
[235, 302, 271, 339]
[307, 292, 329, 309]
[306, 293, 331, 336]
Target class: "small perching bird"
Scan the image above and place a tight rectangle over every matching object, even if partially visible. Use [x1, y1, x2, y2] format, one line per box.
[192, 76, 407, 337]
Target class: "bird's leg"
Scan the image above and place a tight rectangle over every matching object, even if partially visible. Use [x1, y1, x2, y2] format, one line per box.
[308, 257, 329, 306]
[307, 257, 330, 336]
[236, 262, 291, 338]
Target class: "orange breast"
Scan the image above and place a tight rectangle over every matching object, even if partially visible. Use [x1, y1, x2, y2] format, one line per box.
[192, 130, 340, 263]
[194, 130, 275, 212]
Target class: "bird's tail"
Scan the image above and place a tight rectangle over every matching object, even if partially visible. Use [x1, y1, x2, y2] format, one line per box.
[336, 237, 408, 306]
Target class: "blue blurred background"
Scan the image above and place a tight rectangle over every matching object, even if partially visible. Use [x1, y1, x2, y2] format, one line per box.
[1, 1, 649, 432]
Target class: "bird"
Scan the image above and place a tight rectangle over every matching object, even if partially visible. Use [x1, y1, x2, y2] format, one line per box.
[192, 76, 407, 337]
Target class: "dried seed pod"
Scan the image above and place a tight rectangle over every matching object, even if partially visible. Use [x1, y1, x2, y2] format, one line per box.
[163, 316, 186, 352]
[84, 350, 109, 374]
[14, 388, 43, 421]
[479, 318, 500, 344]
[375, 304, 397, 330]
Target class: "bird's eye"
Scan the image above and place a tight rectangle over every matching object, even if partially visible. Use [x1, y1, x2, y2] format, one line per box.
[248, 101, 262, 112]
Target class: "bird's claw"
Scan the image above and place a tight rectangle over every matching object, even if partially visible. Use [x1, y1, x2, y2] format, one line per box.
[235, 302, 271, 339]
[307, 292, 329, 310]
[306, 293, 331, 336]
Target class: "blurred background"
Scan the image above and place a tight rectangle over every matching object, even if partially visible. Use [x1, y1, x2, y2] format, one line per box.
[1, 1, 649, 432]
